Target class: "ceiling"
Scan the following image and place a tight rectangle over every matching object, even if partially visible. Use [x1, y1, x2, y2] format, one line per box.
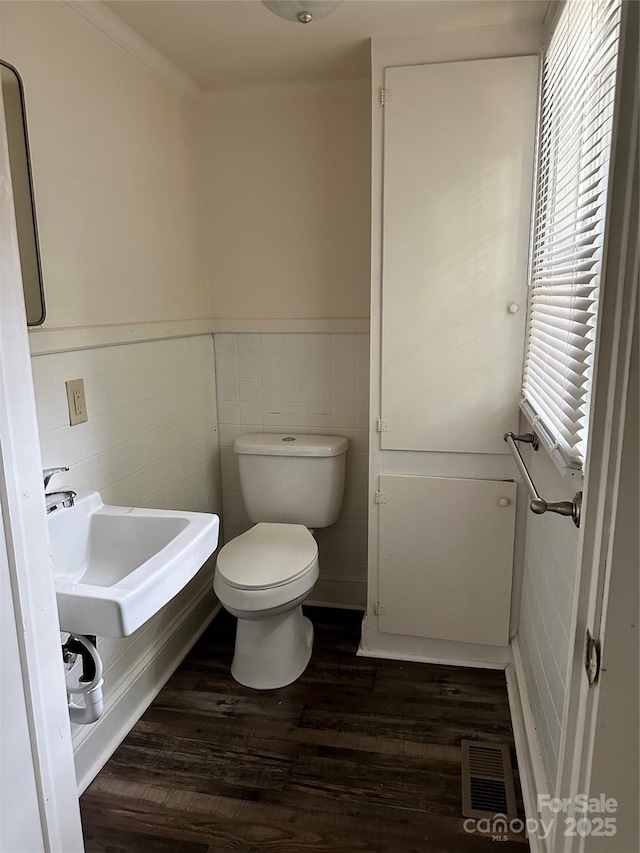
[103, 0, 548, 91]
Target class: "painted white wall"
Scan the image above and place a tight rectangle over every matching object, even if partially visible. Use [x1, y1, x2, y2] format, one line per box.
[516, 444, 581, 790]
[198, 84, 371, 323]
[214, 332, 368, 608]
[199, 82, 372, 607]
[0, 0, 209, 329]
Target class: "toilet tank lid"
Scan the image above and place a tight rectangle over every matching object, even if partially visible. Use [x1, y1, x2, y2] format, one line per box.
[234, 433, 348, 457]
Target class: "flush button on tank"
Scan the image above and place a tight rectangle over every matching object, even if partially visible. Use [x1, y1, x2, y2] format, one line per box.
[499, 497, 511, 507]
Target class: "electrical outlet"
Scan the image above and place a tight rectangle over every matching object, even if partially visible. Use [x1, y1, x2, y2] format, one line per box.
[73, 388, 83, 415]
[65, 378, 88, 426]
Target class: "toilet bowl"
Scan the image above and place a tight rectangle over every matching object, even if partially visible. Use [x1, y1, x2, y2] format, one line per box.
[213, 433, 347, 690]
[214, 522, 319, 689]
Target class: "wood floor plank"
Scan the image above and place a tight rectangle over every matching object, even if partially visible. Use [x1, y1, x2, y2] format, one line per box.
[82, 781, 525, 853]
[83, 823, 210, 853]
[135, 714, 462, 761]
[81, 607, 529, 853]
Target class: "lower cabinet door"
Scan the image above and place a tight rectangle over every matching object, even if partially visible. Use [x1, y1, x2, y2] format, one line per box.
[378, 474, 516, 647]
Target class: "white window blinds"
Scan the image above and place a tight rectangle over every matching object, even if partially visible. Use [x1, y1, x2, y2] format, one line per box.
[521, 0, 622, 470]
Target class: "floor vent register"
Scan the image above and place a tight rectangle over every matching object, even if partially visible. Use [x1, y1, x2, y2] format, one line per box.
[461, 740, 518, 820]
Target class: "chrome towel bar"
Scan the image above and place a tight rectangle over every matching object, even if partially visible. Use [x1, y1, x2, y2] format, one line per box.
[504, 432, 582, 528]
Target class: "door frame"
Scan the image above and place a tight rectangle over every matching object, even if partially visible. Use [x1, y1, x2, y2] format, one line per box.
[0, 78, 84, 851]
[551, 4, 639, 849]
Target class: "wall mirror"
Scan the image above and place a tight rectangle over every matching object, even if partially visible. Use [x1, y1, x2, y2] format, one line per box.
[1, 60, 46, 326]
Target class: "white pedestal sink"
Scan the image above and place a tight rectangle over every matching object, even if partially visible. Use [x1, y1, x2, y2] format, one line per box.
[49, 491, 219, 637]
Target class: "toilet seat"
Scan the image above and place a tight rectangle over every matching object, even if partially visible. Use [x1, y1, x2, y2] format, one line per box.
[217, 522, 318, 590]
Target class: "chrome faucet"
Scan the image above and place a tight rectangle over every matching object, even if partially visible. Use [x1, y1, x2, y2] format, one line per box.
[43, 466, 69, 489]
[45, 490, 77, 514]
[43, 467, 76, 514]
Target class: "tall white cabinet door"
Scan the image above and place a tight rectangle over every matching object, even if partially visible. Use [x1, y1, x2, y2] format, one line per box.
[378, 475, 517, 646]
[381, 57, 538, 453]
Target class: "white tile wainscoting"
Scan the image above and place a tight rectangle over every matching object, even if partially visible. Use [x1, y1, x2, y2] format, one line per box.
[32, 335, 220, 513]
[30, 334, 222, 786]
[214, 332, 370, 609]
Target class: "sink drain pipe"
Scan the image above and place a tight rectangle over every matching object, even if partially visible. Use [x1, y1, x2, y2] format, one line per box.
[63, 634, 104, 724]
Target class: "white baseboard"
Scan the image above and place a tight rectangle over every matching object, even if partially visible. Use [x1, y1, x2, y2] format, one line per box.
[358, 620, 510, 668]
[308, 579, 367, 609]
[505, 635, 551, 853]
[306, 600, 366, 611]
[74, 591, 221, 794]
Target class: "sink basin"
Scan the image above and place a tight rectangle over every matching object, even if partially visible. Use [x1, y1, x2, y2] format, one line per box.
[49, 490, 219, 637]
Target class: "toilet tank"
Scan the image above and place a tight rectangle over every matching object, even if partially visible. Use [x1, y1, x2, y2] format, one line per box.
[234, 434, 348, 527]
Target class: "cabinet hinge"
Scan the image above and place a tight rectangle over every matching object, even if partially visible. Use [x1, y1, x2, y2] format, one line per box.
[379, 87, 392, 108]
[374, 601, 387, 616]
[585, 630, 601, 686]
[376, 417, 389, 432]
[375, 490, 387, 505]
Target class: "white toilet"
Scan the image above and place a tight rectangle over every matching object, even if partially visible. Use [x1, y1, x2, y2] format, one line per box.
[214, 433, 347, 690]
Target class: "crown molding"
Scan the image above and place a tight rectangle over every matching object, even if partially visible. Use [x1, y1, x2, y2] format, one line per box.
[202, 77, 370, 106]
[65, 1, 201, 104]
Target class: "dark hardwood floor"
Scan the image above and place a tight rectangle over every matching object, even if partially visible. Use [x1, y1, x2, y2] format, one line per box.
[81, 607, 528, 853]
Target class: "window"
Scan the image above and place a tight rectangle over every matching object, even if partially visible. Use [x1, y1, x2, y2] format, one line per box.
[521, 0, 622, 471]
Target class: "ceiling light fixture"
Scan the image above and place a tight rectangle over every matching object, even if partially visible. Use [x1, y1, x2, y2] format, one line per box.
[261, 1, 342, 25]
